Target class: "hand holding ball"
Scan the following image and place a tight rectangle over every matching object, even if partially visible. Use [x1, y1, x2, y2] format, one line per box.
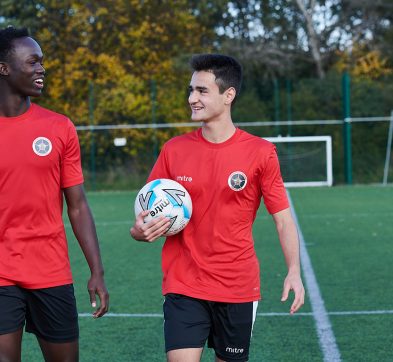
[134, 179, 192, 236]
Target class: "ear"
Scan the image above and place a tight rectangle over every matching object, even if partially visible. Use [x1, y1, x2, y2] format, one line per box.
[224, 87, 236, 105]
[0, 62, 10, 76]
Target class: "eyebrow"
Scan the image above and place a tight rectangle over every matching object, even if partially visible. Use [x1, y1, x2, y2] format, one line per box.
[188, 85, 208, 92]
[26, 53, 44, 59]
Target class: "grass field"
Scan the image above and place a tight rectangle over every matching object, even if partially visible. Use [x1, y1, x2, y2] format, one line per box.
[21, 185, 393, 361]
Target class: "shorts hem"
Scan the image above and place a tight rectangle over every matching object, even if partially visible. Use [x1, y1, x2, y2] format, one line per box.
[215, 352, 249, 362]
[216, 353, 249, 362]
[165, 344, 204, 353]
[26, 328, 79, 343]
[0, 325, 25, 336]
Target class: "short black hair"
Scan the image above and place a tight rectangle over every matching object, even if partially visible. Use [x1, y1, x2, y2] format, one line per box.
[190, 53, 242, 98]
[0, 26, 30, 61]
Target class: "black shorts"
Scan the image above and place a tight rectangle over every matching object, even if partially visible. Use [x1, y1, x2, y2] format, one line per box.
[163, 293, 258, 362]
[0, 284, 79, 343]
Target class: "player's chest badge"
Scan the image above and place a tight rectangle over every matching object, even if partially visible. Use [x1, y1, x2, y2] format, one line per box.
[228, 171, 247, 191]
[32, 137, 52, 156]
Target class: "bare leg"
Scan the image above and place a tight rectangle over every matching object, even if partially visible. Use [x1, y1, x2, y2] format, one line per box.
[0, 329, 23, 362]
[167, 347, 203, 362]
[37, 337, 79, 362]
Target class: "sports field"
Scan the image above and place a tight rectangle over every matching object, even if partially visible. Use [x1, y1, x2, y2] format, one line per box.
[21, 185, 393, 361]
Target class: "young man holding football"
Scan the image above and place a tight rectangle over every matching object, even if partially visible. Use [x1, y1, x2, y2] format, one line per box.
[130, 53, 304, 362]
[0, 26, 109, 361]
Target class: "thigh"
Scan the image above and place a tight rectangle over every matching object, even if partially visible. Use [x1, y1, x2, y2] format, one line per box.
[163, 294, 211, 353]
[0, 329, 23, 362]
[37, 338, 79, 362]
[25, 284, 79, 343]
[209, 301, 258, 362]
[0, 286, 27, 335]
[167, 348, 203, 362]
[0, 286, 26, 362]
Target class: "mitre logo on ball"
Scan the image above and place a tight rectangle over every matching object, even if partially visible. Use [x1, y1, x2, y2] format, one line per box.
[134, 178, 193, 236]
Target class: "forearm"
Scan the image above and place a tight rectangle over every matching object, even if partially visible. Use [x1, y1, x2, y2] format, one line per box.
[281, 228, 300, 272]
[64, 185, 109, 317]
[67, 200, 104, 276]
[273, 208, 305, 313]
[274, 209, 301, 274]
[64, 185, 104, 275]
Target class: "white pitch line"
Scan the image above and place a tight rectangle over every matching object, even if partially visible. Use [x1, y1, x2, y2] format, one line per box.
[288, 192, 342, 362]
[290, 212, 393, 219]
[78, 310, 393, 318]
[64, 220, 131, 228]
[329, 310, 393, 316]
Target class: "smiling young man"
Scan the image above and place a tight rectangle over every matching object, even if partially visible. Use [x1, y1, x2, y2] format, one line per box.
[130, 54, 305, 362]
[0, 26, 109, 361]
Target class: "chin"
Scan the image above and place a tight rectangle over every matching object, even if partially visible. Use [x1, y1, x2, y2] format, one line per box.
[191, 113, 205, 122]
[30, 91, 43, 98]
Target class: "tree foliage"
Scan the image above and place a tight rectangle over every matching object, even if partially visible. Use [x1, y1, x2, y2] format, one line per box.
[1, 0, 208, 125]
[1, 0, 392, 186]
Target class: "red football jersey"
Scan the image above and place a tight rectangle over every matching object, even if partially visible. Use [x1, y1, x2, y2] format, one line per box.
[0, 103, 84, 288]
[148, 128, 289, 302]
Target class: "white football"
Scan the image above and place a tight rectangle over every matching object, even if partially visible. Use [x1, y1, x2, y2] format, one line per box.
[134, 178, 192, 236]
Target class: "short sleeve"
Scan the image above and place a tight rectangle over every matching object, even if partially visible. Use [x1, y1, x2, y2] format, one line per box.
[61, 120, 84, 188]
[260, 146, 289, 214]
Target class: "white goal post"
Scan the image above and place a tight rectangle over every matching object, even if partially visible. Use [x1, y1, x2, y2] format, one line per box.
[264, 136, 333, 187]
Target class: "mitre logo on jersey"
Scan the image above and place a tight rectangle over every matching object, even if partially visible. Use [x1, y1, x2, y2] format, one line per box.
[32, 137, 52, 156]
[228, 171, 247, 191]
[176, 175, 193, 182]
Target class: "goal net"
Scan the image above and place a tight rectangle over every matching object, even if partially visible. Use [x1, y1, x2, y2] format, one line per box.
[264, 136, 333, 187]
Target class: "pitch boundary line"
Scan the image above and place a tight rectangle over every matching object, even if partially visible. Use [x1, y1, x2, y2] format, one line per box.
[288, 212, 393, 219]
[64, 220, 131, 228]
[288, 192, 341, 362]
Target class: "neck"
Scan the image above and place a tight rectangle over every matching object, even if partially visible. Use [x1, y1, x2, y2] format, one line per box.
[201, 118, 236, 143]
[0, 95, 31, 117]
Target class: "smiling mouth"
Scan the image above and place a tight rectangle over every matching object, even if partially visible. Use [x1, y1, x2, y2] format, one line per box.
[34, 79, 44, 89]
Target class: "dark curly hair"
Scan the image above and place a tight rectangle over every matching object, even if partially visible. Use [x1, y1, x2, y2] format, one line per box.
[0, 26, 30, 61]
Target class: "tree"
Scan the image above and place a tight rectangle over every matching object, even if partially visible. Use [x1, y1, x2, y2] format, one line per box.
[0, 0, 207, 125]
[293, 0, 325, 78]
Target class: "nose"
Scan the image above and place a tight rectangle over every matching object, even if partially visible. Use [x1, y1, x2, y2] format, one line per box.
[188, 90, 197, 104]
[36, 63, 45, 75]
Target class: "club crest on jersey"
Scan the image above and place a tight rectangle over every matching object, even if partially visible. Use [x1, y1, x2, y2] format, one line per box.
[32, 137, 52, 156]
[228, 171, 247, 191]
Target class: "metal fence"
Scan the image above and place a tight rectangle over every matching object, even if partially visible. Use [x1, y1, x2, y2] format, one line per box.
[77, 114, 393, 190]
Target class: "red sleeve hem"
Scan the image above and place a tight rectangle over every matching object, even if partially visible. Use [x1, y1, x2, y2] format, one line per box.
[268, 202, 290, 215]
[61, 177, 84, 189]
